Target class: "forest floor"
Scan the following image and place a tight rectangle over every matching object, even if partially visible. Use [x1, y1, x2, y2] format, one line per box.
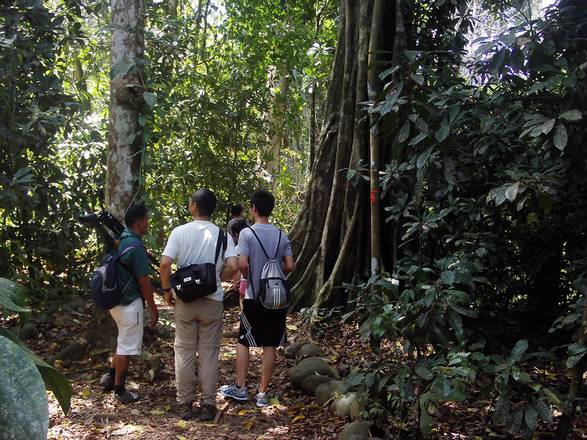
[37, 294, 346, 440]
[20, 293, 587, 439]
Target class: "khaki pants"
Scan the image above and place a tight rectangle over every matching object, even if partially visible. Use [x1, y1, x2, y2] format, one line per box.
[174, 297, 223, 406]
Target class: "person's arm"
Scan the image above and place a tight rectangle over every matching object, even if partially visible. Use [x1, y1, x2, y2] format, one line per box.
[160, 255, 175, 306]
[282, 235, 295, 274]
[137, 276, 158, 328]
[129, 245, 158, 327]
[160, 230, 178, 306]
[221, 257, 238, 281]
[238, 255, 249, 296]
[283, 255, 295, 274]
[239, 254, 249, 278]
[220, 231, 238, 281]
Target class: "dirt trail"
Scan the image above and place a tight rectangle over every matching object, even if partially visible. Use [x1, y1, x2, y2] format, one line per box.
[43, 296, 344, 439]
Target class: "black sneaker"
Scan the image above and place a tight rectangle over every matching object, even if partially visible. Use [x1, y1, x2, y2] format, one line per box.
[115, 390, 140, 404]
[99, 373, 114, 393]
[197, 404, 217, 422]
[176, 402, 193, 420]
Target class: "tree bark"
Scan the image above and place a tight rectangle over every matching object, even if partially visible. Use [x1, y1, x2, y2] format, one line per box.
[288, 2, 346, 264]
[94, 0, 146, 352]
[290, 0, 382, 311]
[289, 0, 399, 312]
[105, 0, 145, 221]
[308, 84, 317, 173]
[367, 0, 384, 276]
[266, 64, 289, 183]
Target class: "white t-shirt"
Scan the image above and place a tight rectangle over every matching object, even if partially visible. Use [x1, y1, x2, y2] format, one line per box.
[162, 220, 237, 302]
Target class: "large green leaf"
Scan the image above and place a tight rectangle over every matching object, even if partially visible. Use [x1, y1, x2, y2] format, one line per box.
[0, 278, 29, 313]
[0, 329, 71, 414]
[0, 335, 49, 440]
[560, 109, 582, 121]
[510, 339, 528, 362]
[553, 123, 568, 150]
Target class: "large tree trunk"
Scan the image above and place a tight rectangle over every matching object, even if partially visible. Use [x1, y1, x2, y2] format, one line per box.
[308, 85, 317, 173]
[289, 0, 397, 313]
[89, 0, 146, 352]
[105, 0, 145, 221]
[265, 64, 289, 184]
[367, 0, 385, 276]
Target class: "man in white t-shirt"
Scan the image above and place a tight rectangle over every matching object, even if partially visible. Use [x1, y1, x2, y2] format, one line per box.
[160, 189, 237, 421]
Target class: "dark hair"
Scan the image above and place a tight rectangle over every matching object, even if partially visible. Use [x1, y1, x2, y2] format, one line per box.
[250, 189, 275, 217]
[191, 188, 217, 216]
[231, 204, 244, 217]
[231, 219, 249, 237]
[125, 204, 148, 227]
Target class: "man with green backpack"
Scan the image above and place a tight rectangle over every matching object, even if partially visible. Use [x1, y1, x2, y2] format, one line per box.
[98, 204, 159, 404]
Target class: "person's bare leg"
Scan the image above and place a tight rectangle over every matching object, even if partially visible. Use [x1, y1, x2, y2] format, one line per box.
[114, 354, 130, 387]
[259, 347, 276, 393]
[236, 343, 250, 387]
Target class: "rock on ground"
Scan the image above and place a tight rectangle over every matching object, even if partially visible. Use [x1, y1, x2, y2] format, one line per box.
[18, 322, 37, 340]
[338, 421, 372, 440]
[315, 379, 345, 406]
[49, 339, 87, 364]
[331, 393, 358, 419]
[296, 343, 324, 359]
[283, 341, 307, 359]
[289, 357, 339, 388]
[301, 374, 333, 395]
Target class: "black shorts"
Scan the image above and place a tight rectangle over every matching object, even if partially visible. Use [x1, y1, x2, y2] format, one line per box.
[238, 299, 287, 348]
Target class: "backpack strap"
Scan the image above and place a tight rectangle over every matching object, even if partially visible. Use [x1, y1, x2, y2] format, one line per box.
[116, 244, 141, 271]
[248, 227, 271, 259]
[115, 243, 143, 296]
[214, 228, 227, 264]
[273, 230, 282, 260]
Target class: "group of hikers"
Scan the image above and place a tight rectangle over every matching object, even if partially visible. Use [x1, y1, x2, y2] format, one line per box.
[97, 188, 295, 421]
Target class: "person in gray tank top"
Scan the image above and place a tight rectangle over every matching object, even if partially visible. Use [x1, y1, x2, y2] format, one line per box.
[220, 190, 295, 408]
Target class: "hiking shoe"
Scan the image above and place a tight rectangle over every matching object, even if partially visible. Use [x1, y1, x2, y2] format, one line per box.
[115, 390, 140, 404]
[176, 402, 193, 420]
[99, 373, 114, 393]
[198, 404, 217, 421]
[256, 392, 269, 408]
[220, 384, 249, 401]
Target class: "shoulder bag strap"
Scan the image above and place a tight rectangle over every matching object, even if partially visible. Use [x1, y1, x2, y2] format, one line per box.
[214, 228, 226, 264]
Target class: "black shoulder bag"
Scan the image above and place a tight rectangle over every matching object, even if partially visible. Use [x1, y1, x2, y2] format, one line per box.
[170, 229, 227, 303]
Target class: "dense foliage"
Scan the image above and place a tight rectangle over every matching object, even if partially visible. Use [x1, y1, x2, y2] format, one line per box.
[343, 1, 587, 437]
[0, 1, 94, 294]
[0, 0, 337, 290]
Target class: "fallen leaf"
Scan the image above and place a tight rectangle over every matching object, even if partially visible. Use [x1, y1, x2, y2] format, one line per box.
[238, 409, 252, 416]
[286, 324, 298, 331]
[111, 425, 141, 436]
[291, 414, 305, 423]
[176, 420, 187, 430]
[81, 387, 92, 398]
[243, 420, 253, 430]
[269, 397, 280, 406]
[177, 436, 187, 440]
[150, 409, 165, 415]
